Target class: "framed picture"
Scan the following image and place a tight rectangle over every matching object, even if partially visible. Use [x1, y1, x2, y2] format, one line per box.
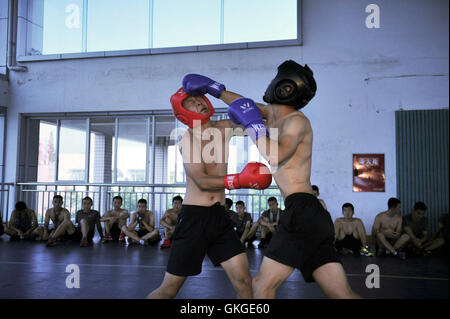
[353, 154, 385, 192]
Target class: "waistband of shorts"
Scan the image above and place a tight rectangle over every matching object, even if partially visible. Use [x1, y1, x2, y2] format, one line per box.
[181, 202, 224, 213]
[284, 192, 317, 206]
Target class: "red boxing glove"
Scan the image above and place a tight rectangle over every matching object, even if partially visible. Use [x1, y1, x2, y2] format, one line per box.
[224, 162, 272, 190]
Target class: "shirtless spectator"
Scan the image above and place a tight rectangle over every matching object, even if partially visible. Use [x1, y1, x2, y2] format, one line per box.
[312, 185, 327, 210]
[403, 201, 428, 255]
[74, 197, 103, 247]
[247, 197, 282, 248]
[101, 196, 130, 243]
[34, 195, 76, 247]
[122, 199, 161, 246]
[230, 201, 256, 248]
[372, 197, 409, 259]
[160, 196, 183, 248]
[334, 203, 372, 256]
[5, 201, 38, 241]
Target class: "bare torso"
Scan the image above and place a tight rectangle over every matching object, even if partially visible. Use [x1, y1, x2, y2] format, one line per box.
[180, 120, 234, 206]
[377, 211, 402, 238]
[264, 105, 314, 199]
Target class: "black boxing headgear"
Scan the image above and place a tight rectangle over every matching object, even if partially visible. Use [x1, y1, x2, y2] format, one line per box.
[263, 60, 317, 109]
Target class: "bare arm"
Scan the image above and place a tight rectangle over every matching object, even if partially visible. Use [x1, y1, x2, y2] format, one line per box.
[43, 210, 51, 231]
[371, 215, 381, 236]
[142, 212, 155, 232]
[127, 213, 138, 230]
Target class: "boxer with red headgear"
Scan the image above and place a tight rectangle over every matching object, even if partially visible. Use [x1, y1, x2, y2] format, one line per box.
[182, 60, 360, 299]
[147, 87, 272, 299]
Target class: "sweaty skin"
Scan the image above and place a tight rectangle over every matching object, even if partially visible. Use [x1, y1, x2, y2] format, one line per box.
[147, 95, 252, 299]
[220, 90, 360, 299]
[372, 204, 410, 254]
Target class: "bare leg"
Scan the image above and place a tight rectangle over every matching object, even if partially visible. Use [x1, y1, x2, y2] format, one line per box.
[52, 221, 76, 240]
[146, 272, 187, 299]
[80, 219, 89, 239]
[393, 234, 410, 251]
[221, 253, 253, 299]
[246, 222, 260, 239]
[121, 225, 141, 242]
[141, 229, 160, 241]
[312, 262, 361, 299]
[252, 257, 294, 299]
[355, 224, 367, 247]
[423, 238, 445, 251]
[376, 232, 396, 254]
[335, 223, 345, 241]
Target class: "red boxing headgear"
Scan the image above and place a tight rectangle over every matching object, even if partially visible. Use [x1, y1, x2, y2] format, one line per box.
[170, 88, 215, 128]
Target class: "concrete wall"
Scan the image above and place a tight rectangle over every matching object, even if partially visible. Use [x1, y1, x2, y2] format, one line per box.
[3, 0, 449, 231]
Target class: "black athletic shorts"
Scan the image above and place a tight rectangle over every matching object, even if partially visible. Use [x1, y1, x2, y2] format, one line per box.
[265, 192, 341, 283]
[166, 202, 245, 277]
[109, 223, 121, 241]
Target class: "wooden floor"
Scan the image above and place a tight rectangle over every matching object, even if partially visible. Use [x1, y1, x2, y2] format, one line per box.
[0, 235, 448, 299]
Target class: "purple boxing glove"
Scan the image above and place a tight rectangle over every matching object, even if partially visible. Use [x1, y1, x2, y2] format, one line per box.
[182, 74, 226, 98]
[228, 98, 269, 144]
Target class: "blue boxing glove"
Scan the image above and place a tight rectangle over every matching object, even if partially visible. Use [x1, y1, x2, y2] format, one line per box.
[228, 98, 269, 144]
[182, 74, 226, 98]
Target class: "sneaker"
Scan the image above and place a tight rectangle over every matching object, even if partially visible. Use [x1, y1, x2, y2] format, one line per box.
[80, 238, 88, 247]
[46, 237, 56, 247]
[139, 239, 148, 246]
[397, 251, 406, 260]
[118, 232, 126, 242]
[104, 233, 113, 241]
[360, 246, 374, 257]
[160, 238, 171, 248]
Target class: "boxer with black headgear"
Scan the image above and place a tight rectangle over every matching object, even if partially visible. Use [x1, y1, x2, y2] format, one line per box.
[183, 61, 360, 299]
[263, 60, 317, 110]
[147, 87, 272, 299]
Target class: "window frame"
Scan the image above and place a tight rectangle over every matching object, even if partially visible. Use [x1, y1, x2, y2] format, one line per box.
[17, 0, 303, 62]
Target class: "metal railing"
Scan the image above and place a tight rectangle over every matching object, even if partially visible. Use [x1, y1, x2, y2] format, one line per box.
[16, 182, 283, 227]
[1, 183, 13, 224]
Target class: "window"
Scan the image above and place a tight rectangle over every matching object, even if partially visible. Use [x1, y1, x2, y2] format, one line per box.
[37, 121, 57, 182]
[22, 0, 300, 57]
[87, 0, 150, 52]
[58, 119, 88, 181]
[116, 118, 147, 182]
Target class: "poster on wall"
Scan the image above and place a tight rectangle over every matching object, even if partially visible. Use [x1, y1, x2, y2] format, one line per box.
[353, 154, 385, 192]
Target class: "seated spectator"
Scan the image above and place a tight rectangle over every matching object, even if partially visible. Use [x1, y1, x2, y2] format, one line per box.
[334, 203, 372, 256]
[5, 201, 38, 241]
[247, 197, 282, 248]
[101, 196, 130, 243]
[403, 201, 429, 255]
[160, 195, 183, 248]
[74, 197, 103, 247]
[34, 195, 76, 247]
[121, 199, 161, 246]
[229, 201, 255, 248]
[422, 213, 449, 256]
[312, 185, 328, 210]
[372, 197, 409, 259]
[225, 198, 236, 219]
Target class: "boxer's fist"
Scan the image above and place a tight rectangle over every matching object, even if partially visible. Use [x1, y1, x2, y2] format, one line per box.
[182, 74, 225, 98]
[228, 98, 269, 143]
[224, 162, 272, 190]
